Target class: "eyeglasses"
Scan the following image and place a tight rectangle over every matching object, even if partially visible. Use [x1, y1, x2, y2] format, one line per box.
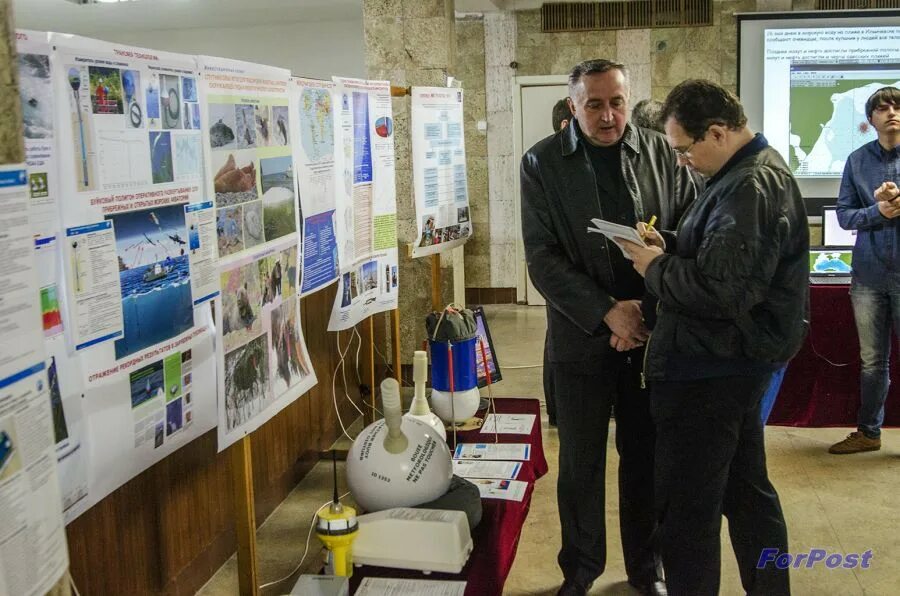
[673, 139, 698, 159]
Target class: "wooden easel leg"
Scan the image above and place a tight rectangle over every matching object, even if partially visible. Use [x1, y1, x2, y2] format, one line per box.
[431, 253, 442, 311]
[231, 436, 259, 596]
[391, 308, 401, 383]
[366, 316, 376, 424]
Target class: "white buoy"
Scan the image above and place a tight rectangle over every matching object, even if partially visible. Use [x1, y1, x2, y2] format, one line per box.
[347, 378, 452, 512]
[404, 351, 447, 441]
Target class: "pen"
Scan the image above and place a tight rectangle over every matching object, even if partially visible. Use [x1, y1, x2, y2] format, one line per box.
[641, 215, 657, 240]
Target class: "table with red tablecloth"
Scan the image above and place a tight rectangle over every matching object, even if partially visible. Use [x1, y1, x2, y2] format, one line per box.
[349, 397, 548, 596]
[768, 284, 900, 427]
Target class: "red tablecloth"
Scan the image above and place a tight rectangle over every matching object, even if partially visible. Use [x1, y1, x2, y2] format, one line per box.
[350, 398, 547, 595]
[768, 284, 900, 427]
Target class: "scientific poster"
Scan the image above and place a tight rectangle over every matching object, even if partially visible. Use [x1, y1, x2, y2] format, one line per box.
[215, 236, 317, 450]
[16, 30, 59, 237]
[290, 77, 339, 296]
[198, 56, 316, 451]
[47, 35, 219, 518]
[50, 34, 217, 376]
[0, 167, 69, 596]
[198, 56, 297, 263]
[328, 77, 399, 331]
[410, 87, 472, 257]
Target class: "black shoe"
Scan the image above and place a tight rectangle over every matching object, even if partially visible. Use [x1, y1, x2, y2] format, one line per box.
[628, 577, 667, 596]
[557, 579, 593, 596]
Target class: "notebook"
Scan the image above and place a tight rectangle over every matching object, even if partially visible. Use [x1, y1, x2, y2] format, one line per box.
[809, 248, 852, 285]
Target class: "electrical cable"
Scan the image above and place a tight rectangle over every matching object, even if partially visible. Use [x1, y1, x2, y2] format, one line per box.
[69, 572, 82, 596]
[809, 336, 851, 367]
[332, 331, 361, 442]
[257, 491, 351, 591]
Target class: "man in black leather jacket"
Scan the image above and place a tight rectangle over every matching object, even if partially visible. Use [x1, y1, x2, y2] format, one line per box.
[622, 80, 808, 596]
[520, 59, 698, 596]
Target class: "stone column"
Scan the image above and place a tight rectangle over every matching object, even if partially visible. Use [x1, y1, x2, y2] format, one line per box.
[363, 0, 457, 362]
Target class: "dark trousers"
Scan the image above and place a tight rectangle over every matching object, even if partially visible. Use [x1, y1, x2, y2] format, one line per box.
[543, 335, 556, 424]
[651, 374, 790, 596]
[552, 352, 658, 588]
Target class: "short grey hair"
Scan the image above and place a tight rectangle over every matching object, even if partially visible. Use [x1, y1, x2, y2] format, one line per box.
[631, 99, 664, 132]
[567, 59, 629, 95]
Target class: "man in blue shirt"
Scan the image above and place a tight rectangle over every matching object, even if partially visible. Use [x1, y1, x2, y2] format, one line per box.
[830, 86, 900, 454]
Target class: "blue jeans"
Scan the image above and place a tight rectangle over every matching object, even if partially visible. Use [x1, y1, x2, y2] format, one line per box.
[850, 278, 900, 438]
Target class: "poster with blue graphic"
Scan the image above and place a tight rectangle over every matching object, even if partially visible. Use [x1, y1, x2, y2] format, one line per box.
[328, 78, 398, 331]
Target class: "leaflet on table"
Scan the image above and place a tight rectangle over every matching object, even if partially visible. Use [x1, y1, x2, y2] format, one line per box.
[290, 77, 339, 296]
[469, 478, 528, 502]
[215, 236, 317, 451]
[452, 459, 522, 480]
[198, 55, 298, 265]
[34, 236, 91, 523]
[328, 77, 398, 331]
[355, 578, 467, 596]
[0, 166, 48, 385]
[16, 30, 59, 237]
[49, 34, 215, 389]
[480, 413, 536, 435]
[0, 365, 70, 596]
[410, 87, 472, 257]
[453, 442, 531, 461]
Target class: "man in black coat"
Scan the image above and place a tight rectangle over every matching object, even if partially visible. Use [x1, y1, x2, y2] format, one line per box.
[622, 80, 808, 596]
[520, 59, 698, 596]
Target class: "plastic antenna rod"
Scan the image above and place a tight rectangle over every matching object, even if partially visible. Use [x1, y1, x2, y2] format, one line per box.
[380, 378, 408, 454]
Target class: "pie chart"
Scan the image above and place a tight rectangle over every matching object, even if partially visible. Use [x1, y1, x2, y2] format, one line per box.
[375, 116, 393, 138]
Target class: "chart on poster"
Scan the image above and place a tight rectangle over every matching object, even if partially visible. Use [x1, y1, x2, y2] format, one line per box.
[410, 87, 472, 257]
[290, 77, 339, 296]
[198, 56, 317, 450]
[328, 77, 399, 331]
[46, 34, 219, 519]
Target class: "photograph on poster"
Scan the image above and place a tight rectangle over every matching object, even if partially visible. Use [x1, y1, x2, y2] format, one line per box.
[280, 245, 298, 297]
[209, 103, 236, 149]
[182, 76, 197, 102]
[216, 205, 244, 257]
[146, 73, 160, 121]
[419, 214, 436, 247]
[163, 352, 182, 402]
[154, 422, 164, 447]
[458, 206, 469, 223]
[392, 266, 397, 288]
[160, 74, 182, 129]
[224, 334, 270, 431]
[260, 156, 296, 242]
[270, 296, 312, 395]
[129, 359, 165, 409]
[149, 131, 174, 184]
[255, 104, 271, 146]
[183, 102, 192, 130]
[106, 204, 193, 360]
[220, 260, 263, 351]
[0, 422, 23, 481]
[213, 151, 257, 206]
[360, 260, 378, 292]
[191, 103, 201, 130]
[67, 66, 96, 192]
[48, 358, 69, 444]
[340, 273, 351, 307]
[166, 398, 183, 436]
[236, 104, 256, 149]
[19, 52, 52, 139]
[122, 70, 142, 129]
[243, 200, 264, 249]
[272, 105, 289, 146]
[349, 270, 359, 299]
[89, 66, 123, 114]
[259, 253, 283, 306]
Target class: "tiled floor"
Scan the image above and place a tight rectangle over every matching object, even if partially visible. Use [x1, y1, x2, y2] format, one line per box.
[199, 305, 899, 595]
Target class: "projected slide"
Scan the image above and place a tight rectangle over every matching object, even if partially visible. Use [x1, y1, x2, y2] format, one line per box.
[764, 27, 900, 178]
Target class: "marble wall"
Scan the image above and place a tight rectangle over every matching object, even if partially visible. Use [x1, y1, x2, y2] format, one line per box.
[458, 0, 789, 291]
